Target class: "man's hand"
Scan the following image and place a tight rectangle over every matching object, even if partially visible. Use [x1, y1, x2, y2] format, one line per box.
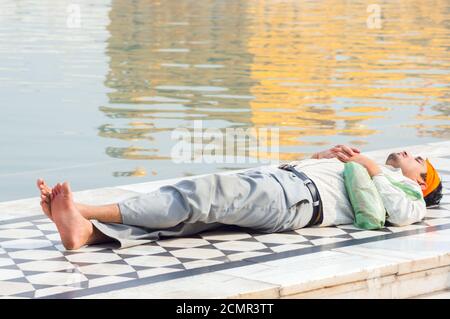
[339, 153, 382, 177]
[311, 145, 360, 160]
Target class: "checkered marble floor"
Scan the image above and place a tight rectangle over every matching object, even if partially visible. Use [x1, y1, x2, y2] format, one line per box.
[1, 142, 450, 298]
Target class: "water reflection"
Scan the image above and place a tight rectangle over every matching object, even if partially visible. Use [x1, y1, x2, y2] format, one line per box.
[0, 0, 449, 200]
[101, 0, 255, 166]
[100, 0, 450, 165]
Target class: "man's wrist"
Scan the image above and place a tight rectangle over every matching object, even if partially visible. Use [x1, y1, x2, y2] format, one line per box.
[364, 160, 382, 177]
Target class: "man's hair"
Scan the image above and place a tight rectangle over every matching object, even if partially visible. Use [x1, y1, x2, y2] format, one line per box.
[424, 182, 443, 207]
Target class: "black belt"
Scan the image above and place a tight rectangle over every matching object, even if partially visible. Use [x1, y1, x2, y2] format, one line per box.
[278, 164, 323, 226]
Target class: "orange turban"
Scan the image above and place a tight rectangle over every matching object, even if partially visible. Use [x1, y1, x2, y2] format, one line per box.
[423, 159, 441, 197]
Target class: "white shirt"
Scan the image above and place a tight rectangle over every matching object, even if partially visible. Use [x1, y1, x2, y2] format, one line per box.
[289, 158, 427, 227]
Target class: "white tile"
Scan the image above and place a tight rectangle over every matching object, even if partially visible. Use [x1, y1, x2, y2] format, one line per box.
[125, 255, 181, 268]
[227, 251, 271, 261]
[88, 275, 131, 288]
[34, 286, 81, 298]
[65, 252, 121, 264]
[0, 229, 44, 239]
[9, 249, 64, 260]
[349, 230, 391, 239]
[18, 260, 75, 272]
[113, 245, 166, 256]
[270, 243, 312, 253]
[254, 233, 308, 244]
[213, 240, 267, 252]
[0, 281, 34, 296]
[157, 238, 211, 248]
[45, 233, 62, 242]
[0, 257, 14, 267]
[27, 272, 88, 286]
[170, 248, 225, 259]
[0, 239, 53, 250]
[35, 223, 58, 232]
[386, 224, 427, 233]
[137, 267, 180, 279]
[295, 227, 347, 237]
[0, 269, 24, 281]
[79, 263, 135, 276]
[310, 237, 350, 246]
[0, 222, 34, 229]
[336, 224, 361, 231]
[83, 272, 279, 299]
[424, 218, 450, 226]
[200, 231, 252, 241]
[183, 259, 224, 269]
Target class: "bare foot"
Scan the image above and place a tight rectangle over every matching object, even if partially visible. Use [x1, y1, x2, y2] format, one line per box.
[50, 182, 94, 250]
[37, 179, 53, 220]
[37, 179, 92, 221]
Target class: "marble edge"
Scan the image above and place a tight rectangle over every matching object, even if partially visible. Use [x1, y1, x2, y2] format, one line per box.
[214, 228, 450, 297]
[2, 141, 450, 206]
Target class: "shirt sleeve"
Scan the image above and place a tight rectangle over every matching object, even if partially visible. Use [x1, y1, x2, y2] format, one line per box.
[371, 173, 427, 226]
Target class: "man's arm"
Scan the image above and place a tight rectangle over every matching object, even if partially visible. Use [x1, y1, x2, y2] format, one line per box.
[344, 154, 426, 226]
[311, 145, 361, 160]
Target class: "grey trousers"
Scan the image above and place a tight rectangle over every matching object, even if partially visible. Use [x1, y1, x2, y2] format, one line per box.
[92, 165, 314, 248]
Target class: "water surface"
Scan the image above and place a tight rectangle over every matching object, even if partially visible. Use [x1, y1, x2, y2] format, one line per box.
[1, 0, 449, 201]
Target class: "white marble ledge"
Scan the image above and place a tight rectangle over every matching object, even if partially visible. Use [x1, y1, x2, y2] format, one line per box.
[289, 265, 450, 299]
[217, 228, 450, 297]
[365, 141, 450, 162]
[415, 289, 450, 299]
[217, 250, 403, 297]
[334, 228, 450, 275]
[79, 272, 281, 299]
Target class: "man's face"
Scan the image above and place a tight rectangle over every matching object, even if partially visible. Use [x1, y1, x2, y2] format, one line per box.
[385, 151, 427, 184]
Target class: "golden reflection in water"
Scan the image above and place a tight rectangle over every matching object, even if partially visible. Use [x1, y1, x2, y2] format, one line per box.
[100, 0, 450, 164]
[246, 0, 450, 160]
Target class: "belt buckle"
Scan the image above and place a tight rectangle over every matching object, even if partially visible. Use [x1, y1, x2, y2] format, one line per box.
[303, 179, 313, 186]
[279, 163, 295, 170]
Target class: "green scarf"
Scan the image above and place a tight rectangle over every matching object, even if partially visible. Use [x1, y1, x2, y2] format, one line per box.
[384, 174, 424, 201]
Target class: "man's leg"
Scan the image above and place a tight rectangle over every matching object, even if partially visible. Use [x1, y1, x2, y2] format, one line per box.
[37, 179, 122, 223]
[45, 168, 292, 250]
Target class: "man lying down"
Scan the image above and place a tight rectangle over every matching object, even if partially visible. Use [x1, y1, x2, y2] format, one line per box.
[36, 145, 443, 250]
